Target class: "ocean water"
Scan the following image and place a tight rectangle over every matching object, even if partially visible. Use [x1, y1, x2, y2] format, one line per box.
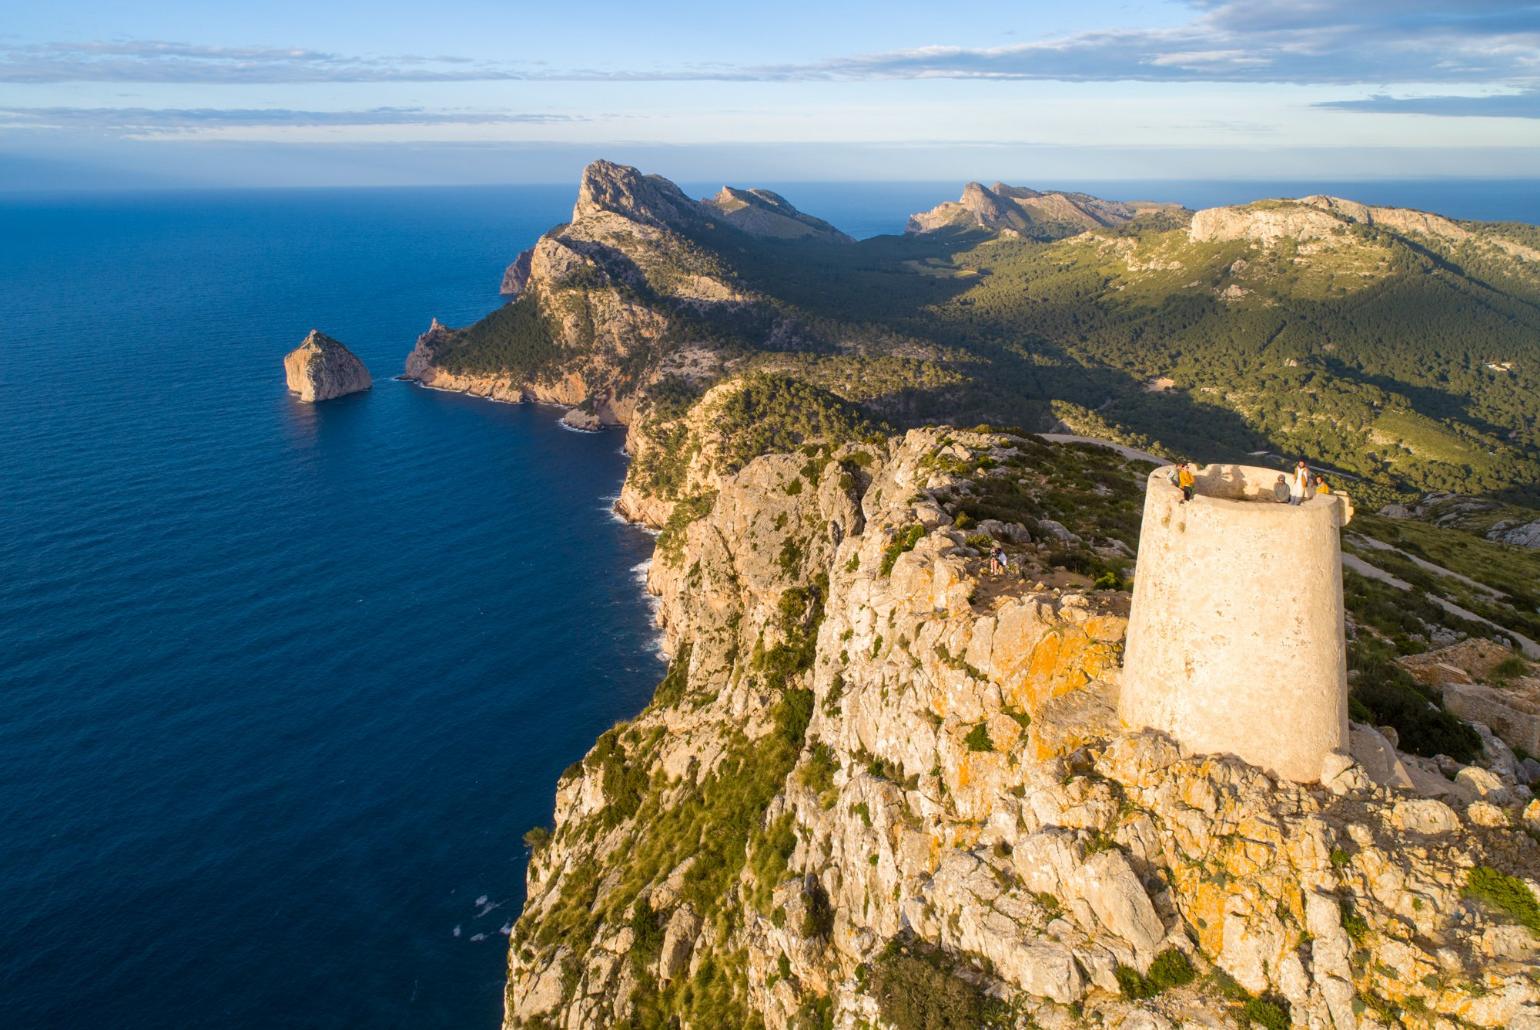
[0, 186, 661, 1028]
[2, 177, 1535, 1029]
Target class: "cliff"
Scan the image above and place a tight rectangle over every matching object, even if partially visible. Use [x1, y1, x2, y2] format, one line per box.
[1189, 196, 1540, 266]
[282, 329, 371, 402]
[907, 181, 1184, 239]
[504, 413, 1540, 1029]
[703, 187, 853, 242]
[404, 161, 847, 426]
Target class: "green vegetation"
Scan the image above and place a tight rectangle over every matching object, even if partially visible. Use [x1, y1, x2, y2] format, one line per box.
[1115, 949, 1197, 999]
[1464, 866, 1540, 935]
[434, 292, 563, 377]
[713, 374, 886, 474]
[1241, 994, 1292, 1030]
[963, 723, 994, 753]
[880, 525, 926, 575]
[1346, 640, 1480, 761]
[868, 937, 1013, 1030]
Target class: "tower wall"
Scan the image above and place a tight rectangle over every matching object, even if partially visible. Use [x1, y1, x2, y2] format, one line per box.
[1120, 464, 1353, 782]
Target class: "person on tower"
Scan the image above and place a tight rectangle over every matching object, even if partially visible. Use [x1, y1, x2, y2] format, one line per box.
[1176, 462, 1195, 503]
[1290, 460, 1310, 505]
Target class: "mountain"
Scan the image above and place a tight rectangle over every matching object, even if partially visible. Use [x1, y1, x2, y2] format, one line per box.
[399, 163, 1540, 1027]
[703, 186, 853, 242]
[906, 180, 1186, 239]
[412, 160, 1540, 505]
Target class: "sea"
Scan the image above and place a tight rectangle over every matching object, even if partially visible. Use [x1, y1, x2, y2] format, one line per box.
[1, 176, 1535, 1028]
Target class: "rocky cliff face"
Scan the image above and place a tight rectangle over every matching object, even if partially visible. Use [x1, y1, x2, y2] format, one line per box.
[404, 161, 840, 427]
[1189, 196, 1540, 266]
[504, 420, 1540, 1029]
[703, 187, 853, 242]
[282, 329, 371, 402]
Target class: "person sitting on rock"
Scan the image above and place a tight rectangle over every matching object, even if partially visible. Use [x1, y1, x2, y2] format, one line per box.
[1176, 462, 1195, 503]
[990, 544, 1007, 575]
[1273, 474, 1290, 502]
[1314, 474, 1332, 495]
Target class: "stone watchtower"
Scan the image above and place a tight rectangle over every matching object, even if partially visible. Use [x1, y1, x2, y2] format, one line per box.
[1120, 464, 1355, 783]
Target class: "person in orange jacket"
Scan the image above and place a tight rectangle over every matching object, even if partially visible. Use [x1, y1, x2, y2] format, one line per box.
[1176, 462, 1195, 503]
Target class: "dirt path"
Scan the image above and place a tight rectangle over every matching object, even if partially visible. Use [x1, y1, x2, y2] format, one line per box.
[1343, 554, 1540, 658]
[1348, 533, 1503, 600]
[1037, 434, 1166, 466]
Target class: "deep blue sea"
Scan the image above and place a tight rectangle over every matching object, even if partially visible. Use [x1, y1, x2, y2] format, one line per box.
[1, 177, 1535, 1029]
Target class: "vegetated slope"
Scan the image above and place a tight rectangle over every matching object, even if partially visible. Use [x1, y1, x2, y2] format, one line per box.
[409, 162, 1540, 505]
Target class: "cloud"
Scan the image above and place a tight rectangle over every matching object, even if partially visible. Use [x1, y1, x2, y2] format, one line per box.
[3, 2, 1538, 92]
[0, 106, 579, 135]
[1317, 89, 1540, 118]
[782, 1, 1540, 86]
[0, 40, 525, 83]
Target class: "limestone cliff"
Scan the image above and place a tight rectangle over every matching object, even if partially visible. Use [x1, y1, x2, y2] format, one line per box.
[282, 329, 371, 403]
[504, 418, 1540, 1029]
[703, 187, 853, 242]
[404, 161, 836, 427]
[1189, 196, 1540, 267]
[907, 182, 1183, 240]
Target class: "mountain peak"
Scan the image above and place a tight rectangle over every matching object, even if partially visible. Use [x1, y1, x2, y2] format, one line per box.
[908, 181, 1178, 239]
[572, 159, 704, 229]
[702, 185, 852, 242]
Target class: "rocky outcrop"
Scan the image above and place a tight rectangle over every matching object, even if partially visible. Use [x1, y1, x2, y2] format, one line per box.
[282, 329, 371, 402]
[505, 421, 1540, 1029]
[908, 181, 1181, 239]
[1191, 195, 1540, 267]
[702, 186, 852, 242]
[1490, 518, 1540, 549]
[500, 248, 533, 296]
[1188, 201, 1351, 246]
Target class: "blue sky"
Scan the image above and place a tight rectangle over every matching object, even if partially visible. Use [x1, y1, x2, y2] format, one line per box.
[2, 0, 1538, 188]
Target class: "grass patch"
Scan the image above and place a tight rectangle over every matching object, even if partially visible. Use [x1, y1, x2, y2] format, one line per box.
[1465, 866, 1540, 935]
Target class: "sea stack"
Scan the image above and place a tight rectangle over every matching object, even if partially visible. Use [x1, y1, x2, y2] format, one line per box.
[283, 329, 372, 403]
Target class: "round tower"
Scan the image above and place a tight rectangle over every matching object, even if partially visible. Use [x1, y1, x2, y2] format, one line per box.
[1120, 464, 1354, 782]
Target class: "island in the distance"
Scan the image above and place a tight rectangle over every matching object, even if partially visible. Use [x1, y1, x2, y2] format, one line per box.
[403, 161, 1540, 1029]
[283, 329, 371, 403]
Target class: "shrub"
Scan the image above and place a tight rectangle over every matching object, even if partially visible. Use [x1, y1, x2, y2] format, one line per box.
[964, 723, 994, 752]
[1349, 644, 1480, 761]
[869, 937, 1012, 1030]
[1242, 995, 1291, 1030]
[522, 825, 552, 851]
[880, 524, 926, 575]
[1114, 952, 1198, 1001]
[1465, 866, 1540, 935]
[1340, 900, 1370, 944]
[801, 880, 835, 940]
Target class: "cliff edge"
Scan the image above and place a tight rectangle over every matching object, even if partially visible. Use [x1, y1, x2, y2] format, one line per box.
[504, 410, 1540, 1029]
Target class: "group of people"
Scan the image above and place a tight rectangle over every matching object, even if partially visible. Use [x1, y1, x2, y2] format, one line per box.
[1172, 458, 1330, 506]
[1275, 460, 1332, 505]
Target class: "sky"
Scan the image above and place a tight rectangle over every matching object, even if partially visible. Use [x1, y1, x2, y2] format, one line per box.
[2, 0, 1539, 189]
